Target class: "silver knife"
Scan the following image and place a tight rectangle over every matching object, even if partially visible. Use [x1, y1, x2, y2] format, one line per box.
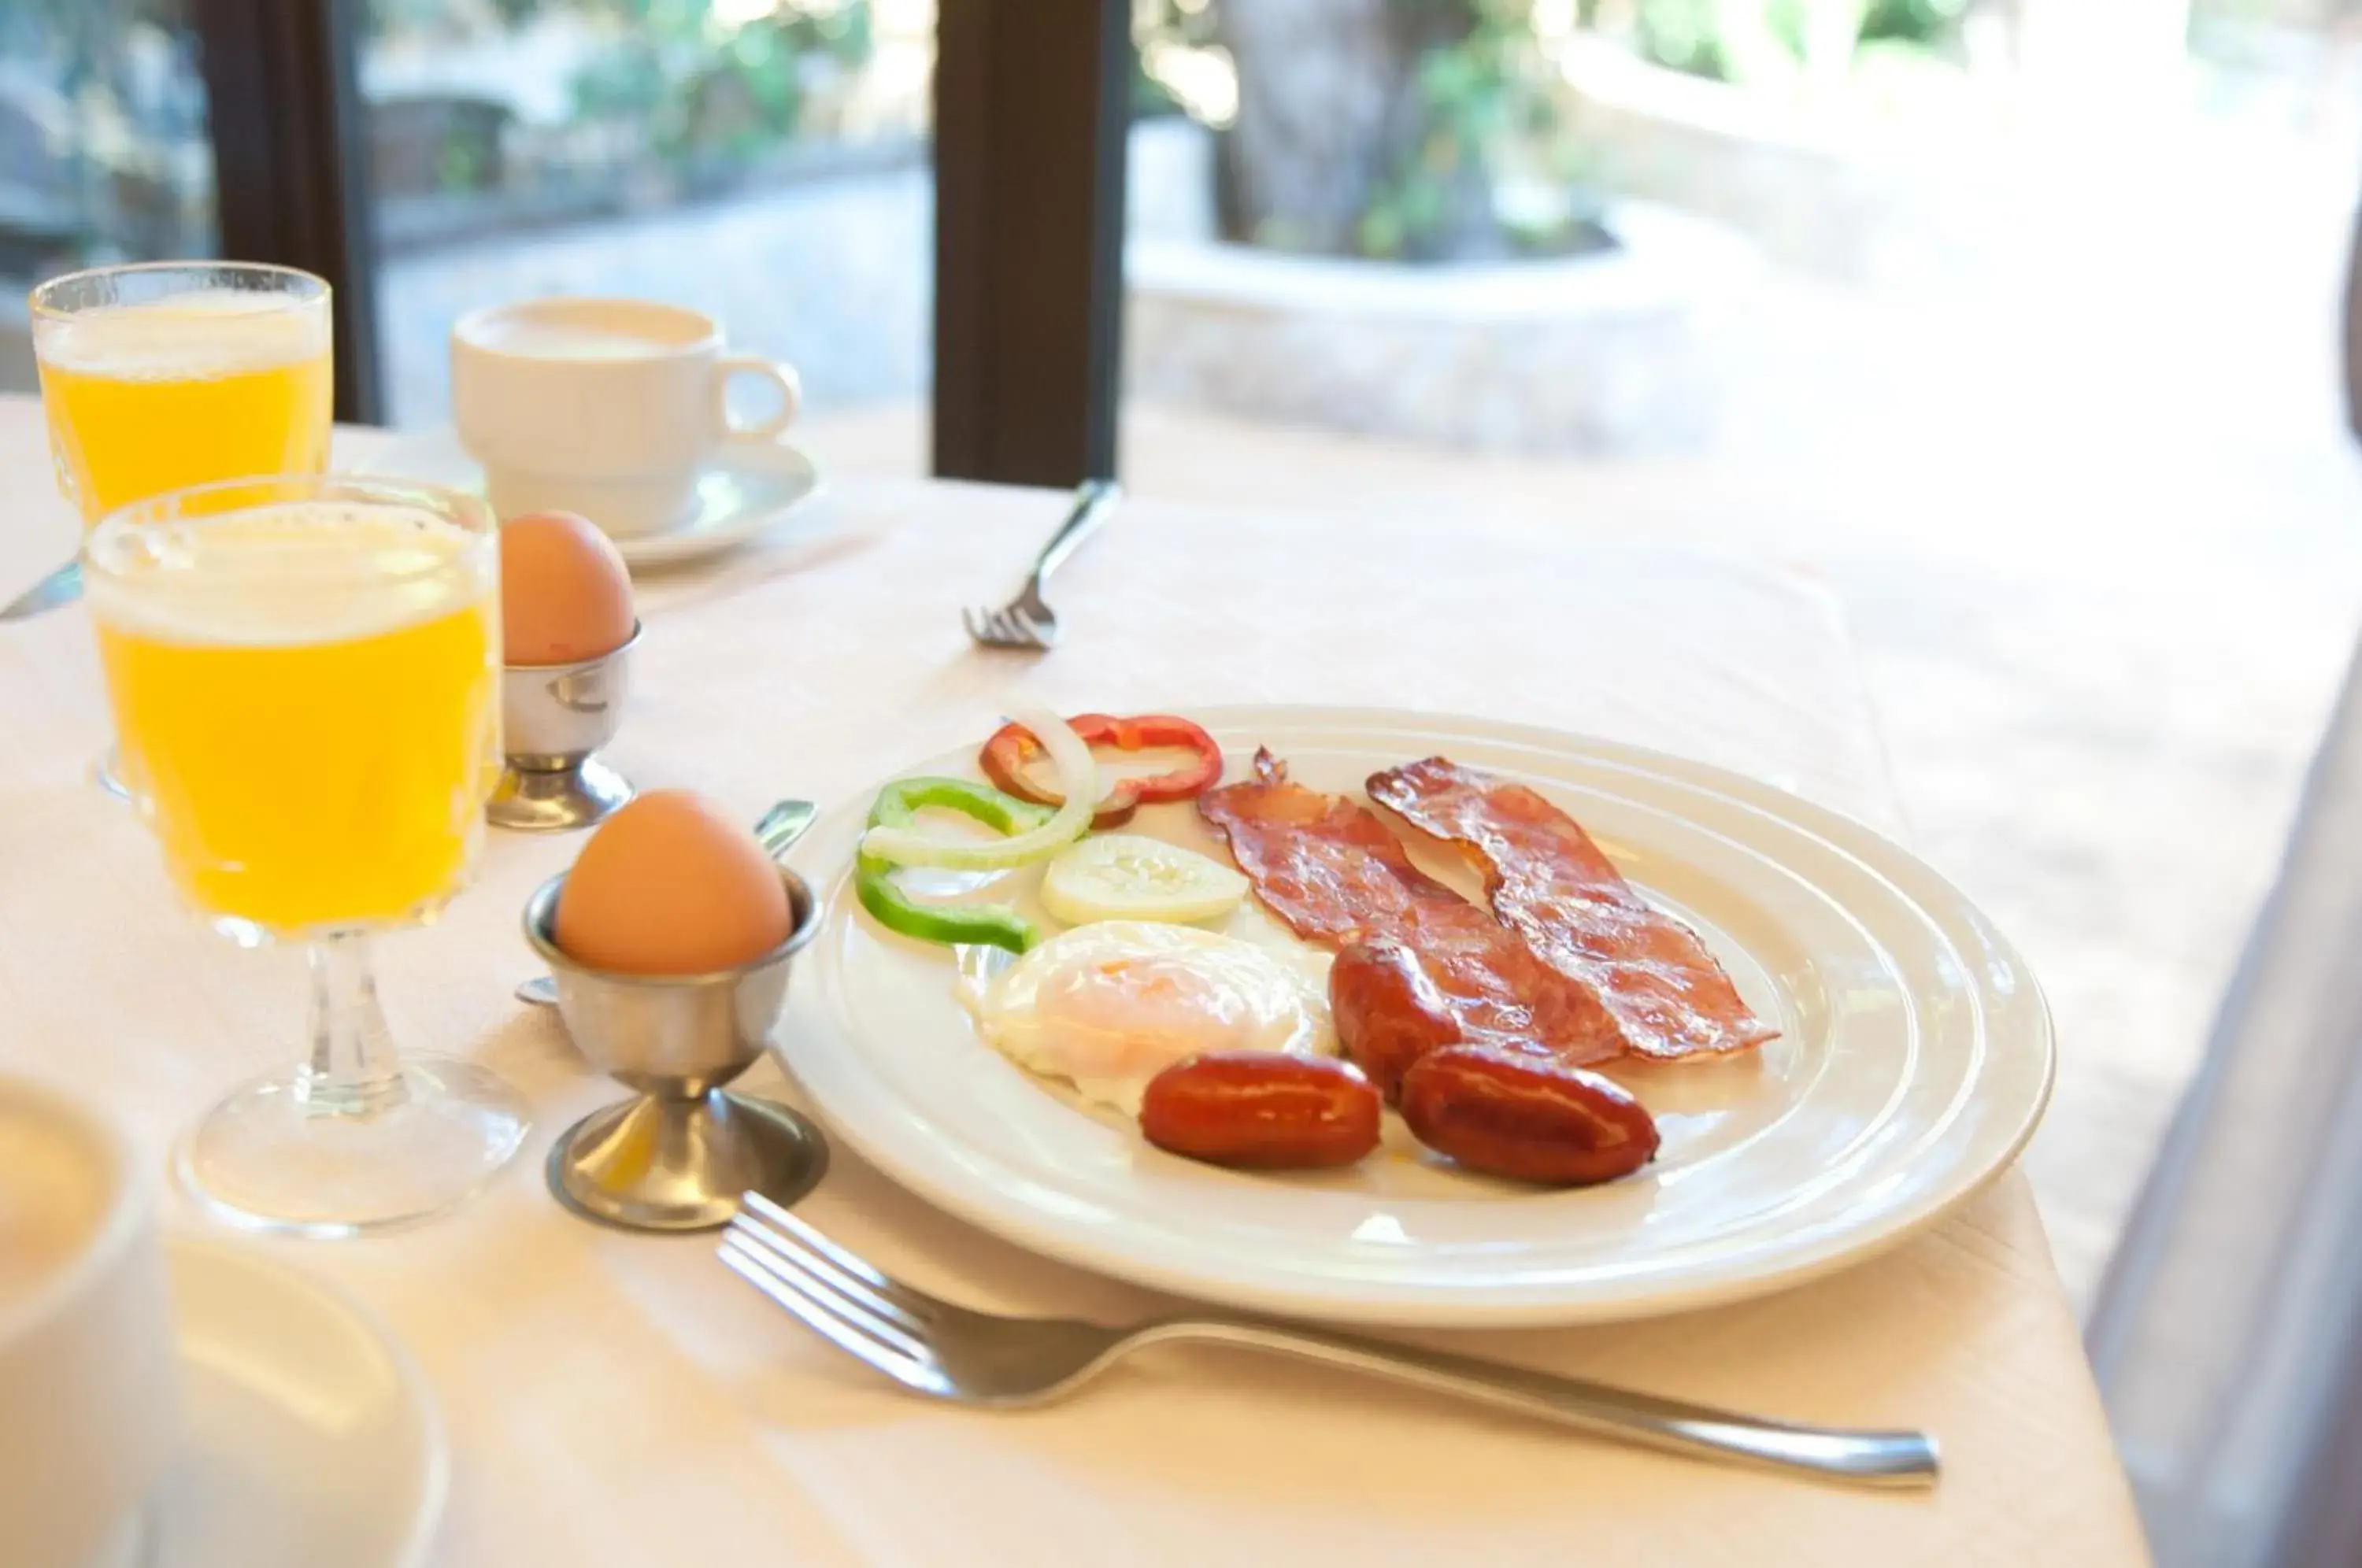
[0, 561, 81, 623]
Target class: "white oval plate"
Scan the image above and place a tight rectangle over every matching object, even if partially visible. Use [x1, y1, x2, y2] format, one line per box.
[159, 1240, 445, 1568]
[777, 707, 2054, 1328]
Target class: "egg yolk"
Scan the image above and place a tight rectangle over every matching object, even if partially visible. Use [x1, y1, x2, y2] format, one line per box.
[1033, 955, 1260, 1078]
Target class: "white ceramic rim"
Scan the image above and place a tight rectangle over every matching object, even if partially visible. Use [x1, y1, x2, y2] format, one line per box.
[0, 1074, 151, 1351]
[450, 296, 723, 360]
[779, 704, 2057, 1327]
[166, 1237, 449, 1568]
[610, 442, 823, 568]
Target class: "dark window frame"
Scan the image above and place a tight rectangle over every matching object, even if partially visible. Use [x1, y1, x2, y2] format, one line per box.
[931, 0, 1132, 486]
[193, 0, 384, 426]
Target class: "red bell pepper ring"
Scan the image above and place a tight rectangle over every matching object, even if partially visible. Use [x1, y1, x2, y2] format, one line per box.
[979, 712, 1224, 828]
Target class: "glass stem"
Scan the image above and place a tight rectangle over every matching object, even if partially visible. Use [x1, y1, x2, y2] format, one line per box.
[296, 930, 411, 1117]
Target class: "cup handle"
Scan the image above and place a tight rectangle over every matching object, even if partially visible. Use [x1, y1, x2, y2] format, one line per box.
[715, 354, 801, 444]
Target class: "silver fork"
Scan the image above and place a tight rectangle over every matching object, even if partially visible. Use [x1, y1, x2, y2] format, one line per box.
[961, 479, 1121, 651]
[1, 560, 81, 623]
[720, 1193, 1939, 1490]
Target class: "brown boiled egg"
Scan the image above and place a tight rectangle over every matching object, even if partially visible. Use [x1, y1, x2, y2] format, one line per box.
[553, 791, 792, 974]
[500, 510, 635, 666]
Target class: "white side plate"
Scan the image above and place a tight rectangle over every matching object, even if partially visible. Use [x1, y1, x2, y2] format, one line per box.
[777, 706, 2055, 1328]
[157, 1240, 445, 1568]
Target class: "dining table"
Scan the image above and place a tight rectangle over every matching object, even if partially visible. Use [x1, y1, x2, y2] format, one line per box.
[0, 392, 2149, 1565]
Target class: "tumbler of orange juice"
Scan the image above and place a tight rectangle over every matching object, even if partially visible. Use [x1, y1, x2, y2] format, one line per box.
[31, 262, 333, 527]
[29, 262, 335, 800]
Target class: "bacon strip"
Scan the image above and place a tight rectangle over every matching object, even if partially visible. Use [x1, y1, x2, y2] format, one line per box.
[1367, 757, 1776, 1060]
[1198, 751, 1625, 1071]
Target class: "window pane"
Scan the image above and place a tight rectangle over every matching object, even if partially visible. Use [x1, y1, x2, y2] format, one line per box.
[0, 0, 217, 393]
[362, 0, 933, 439]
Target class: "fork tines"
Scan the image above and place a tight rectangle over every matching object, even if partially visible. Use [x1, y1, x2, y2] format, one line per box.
[961, 603, 1052, 651]
[720, 1195, 946, 1391]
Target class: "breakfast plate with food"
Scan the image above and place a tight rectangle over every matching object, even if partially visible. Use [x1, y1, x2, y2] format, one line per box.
[775, 704, 2054, 1327]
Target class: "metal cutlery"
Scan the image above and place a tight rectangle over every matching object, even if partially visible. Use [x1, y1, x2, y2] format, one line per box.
[962, 479, 1120, 651]
[1, 560, 81, 623]
[749, 798, 820, 859]
[720, 1192, 1940, 1490]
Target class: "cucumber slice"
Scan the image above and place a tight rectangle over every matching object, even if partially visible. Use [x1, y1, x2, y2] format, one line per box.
[1039, 834, 1249, 926]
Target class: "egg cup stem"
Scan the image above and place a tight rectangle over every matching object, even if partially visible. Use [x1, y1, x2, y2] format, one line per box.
[488, 756, 635, 833]
[545, 1089, 827, 1232]
[492, 627, 639, 834]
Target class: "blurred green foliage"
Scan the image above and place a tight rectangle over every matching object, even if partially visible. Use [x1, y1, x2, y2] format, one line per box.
[1620, 0, 1964, 83]
[1360, 0, 1590, 259]
[1858, 0, 1968, 45]
[1129, 0, 1964, 260]
[1132, 0, 1220, 116]
[1621, 0, 1730, 77]
[568, 2, 872, 170]
[1136, 0, 1595, 261]
[368, 0, 873, 178]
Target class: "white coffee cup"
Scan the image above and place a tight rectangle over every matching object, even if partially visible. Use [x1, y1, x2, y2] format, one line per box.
[0, 1075, 176, 1568]
[450, 297, 801, 539]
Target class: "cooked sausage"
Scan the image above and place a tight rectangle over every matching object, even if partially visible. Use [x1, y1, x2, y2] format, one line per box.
[1399, 1045, 1659, 1185]
[1139, 1051, 1383, 1170]
[1329, 939, 1463, 1104]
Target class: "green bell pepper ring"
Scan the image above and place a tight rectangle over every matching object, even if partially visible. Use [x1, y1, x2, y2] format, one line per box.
[854, 777, 1052, 953]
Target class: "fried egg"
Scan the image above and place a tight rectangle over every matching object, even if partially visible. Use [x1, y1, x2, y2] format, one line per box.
[960, 921, 1335, 1116]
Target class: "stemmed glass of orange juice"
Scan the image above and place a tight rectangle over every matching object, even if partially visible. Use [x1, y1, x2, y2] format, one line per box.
[83, 475, 529, 1235]
[30, 262, 334, 797]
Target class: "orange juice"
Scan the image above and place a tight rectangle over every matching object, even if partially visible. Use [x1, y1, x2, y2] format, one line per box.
[87, 501, 499, 934]
[35, 290, 332, 523]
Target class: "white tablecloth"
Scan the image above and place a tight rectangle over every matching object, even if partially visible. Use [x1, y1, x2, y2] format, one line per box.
[0, 399, 2147, 1565]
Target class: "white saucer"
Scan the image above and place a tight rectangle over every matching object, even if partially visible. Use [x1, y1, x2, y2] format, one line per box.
[359, 426, 824, 570]
[157, 1239, 445, 1568]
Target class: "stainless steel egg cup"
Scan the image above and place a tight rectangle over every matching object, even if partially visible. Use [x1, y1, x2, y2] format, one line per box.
[523, 864, 827, 1231]
[490, 622, 641, 832]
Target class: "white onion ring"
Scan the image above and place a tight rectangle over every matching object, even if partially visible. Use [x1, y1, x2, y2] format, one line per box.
[859, 706, 1098, 871]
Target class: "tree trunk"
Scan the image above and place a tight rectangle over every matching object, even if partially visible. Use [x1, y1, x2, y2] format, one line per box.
[1214, 0, 1481, 256]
